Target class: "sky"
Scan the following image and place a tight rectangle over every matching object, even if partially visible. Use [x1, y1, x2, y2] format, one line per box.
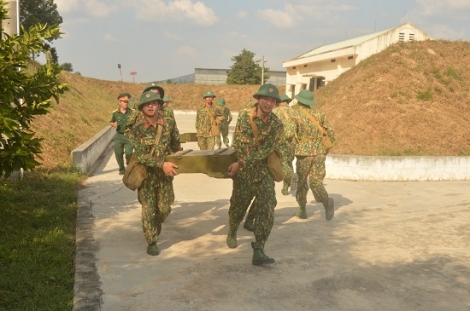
[52, 0, 470, 83]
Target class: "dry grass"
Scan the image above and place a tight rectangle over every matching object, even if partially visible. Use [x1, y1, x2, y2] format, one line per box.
[30, 39, 470, 169]
[316, 40, 470, 156]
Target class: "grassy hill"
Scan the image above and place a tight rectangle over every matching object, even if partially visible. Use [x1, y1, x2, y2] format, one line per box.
[31, 39, 470, 169]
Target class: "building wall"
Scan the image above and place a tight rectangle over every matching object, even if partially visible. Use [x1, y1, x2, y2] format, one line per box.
[284, 23, 432, 95]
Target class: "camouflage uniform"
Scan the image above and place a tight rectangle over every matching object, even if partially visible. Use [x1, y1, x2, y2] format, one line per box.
[110, 107, 134, 174]
[125, 111, 175, 246]
[273, 104, 298, 193]
[195, 104, 220, 150]
[228, 107, 283, 250]
[292, 96, 335, 219]
[126, 106, 181, 154]
[216, 105, 233, 148]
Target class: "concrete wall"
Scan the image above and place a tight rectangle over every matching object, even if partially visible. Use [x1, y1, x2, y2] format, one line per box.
[326, 154, 470, 181]
[71, 126, 116, 174]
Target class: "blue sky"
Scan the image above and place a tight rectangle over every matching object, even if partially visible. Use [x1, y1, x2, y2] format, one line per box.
[53, 0, 470, 83]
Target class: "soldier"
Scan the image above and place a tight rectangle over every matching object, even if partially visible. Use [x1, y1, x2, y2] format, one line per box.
[163, 95, 172, 109]
[215, 97, 233, 149]
[195, 90, 221, 150]
[273, 94, 298, 195]
[110, 92, 134, 175]
[125, 91, 179, 256]
[127, 83, 182, 153]
[292, 89, 335, 220]
[242, 94, 297, 231]
[226, 83, 284, 266]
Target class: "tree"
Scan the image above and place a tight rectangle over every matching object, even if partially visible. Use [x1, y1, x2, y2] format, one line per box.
[226, 49, 270, 85]
[61, 62, 73, 72]
[19, 0, 63, 38]
[0, 1, 67, 178]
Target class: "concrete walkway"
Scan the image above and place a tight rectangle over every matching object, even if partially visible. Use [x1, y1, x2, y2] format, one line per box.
[73, 115, 470, 311]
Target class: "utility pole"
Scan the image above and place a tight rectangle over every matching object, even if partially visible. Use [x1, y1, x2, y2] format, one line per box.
[117, 64, 124, 89]
[1, 0, 19, 37]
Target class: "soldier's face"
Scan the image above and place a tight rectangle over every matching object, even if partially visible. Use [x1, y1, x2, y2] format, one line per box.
[205, 96, 214, 105]
[142, 101, 160, 118]
[118, 96, 129, 109]
[257, 96, 277, 116]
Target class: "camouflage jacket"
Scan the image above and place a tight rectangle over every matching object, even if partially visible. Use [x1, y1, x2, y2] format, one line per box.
[292, 104, 335, 156]
[125, 115, 173, 169]
[273, 105, 298, 141]
[221, 106, 233, 127]
[126, 107, 181, 154]
[195, 104, 222, 137]
[232, 107, 284, 182]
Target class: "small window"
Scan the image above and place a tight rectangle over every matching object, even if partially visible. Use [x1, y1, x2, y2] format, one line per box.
[293, 66, 296, 69]
[331, 59, 336, 63]
[348, 56, 353, 60]
[409, 33, 415, 41]
[399, 32, 405, 42]
[304, 64, 307, 67]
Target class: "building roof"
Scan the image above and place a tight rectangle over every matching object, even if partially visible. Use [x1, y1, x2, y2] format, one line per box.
[286, 23, 419, 62]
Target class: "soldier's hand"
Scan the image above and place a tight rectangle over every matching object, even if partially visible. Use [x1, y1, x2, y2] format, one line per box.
[163, 162, 179, 177]
[227, 162, 240, 177]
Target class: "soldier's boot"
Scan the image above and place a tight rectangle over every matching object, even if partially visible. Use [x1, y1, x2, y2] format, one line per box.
[146, 242, 159, 256]
[323, 197, 335, 221]
[251, 242, 275, 266]
[295, 205, 307, 219]
[281, 183, 289, 196]
[226, 225, 238, 248]
[243, 217, 254, 232]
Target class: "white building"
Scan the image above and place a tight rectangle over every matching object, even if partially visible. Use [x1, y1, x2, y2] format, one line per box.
[283, 23, 432, 98]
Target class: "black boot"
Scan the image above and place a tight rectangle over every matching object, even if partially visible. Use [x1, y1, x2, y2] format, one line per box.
[147, 242, 159, 256]
[323, 197, 334, 221]
[251, 242, 275, 265]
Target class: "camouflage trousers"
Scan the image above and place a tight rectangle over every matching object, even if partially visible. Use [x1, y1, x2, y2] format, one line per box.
[216, 124, 230, 148]
[228, 173, 276, 249]
[295, 154, 328, 207]
[280, 141, 295, 187]
[197, 135, 215, 150]
[138, 168, 175, 244]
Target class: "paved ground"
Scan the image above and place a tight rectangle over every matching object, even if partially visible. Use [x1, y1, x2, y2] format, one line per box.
[74, 114, 470, 311]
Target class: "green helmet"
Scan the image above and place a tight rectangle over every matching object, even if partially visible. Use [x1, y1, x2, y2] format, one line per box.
[217, 98, 226, 106]
[138, 91, 163, 110]
[143, 82, 165, 98]
[279, 94, 292, 104]
[163, 95, 171, 102]
[295, 90, 315, 106]
[203, 90, 216, 98]
[253, 83, 281, 103]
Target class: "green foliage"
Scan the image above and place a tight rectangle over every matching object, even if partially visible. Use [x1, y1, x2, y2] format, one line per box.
[60, 62, 73, 72]
[0, 2, 67, 178]
[0, 168, 83, 310]
[226, 49, 270, 85]
[19, 0, 63, 40]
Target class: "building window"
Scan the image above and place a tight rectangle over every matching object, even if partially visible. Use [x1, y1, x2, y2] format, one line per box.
[399, 32, 405, 42]
[304, 64, 307, 67]
[292, 66, 296, 69]
[409, 33, 415, 41]
[331, 59, 336, 62]
[348, 56, 353, 60]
